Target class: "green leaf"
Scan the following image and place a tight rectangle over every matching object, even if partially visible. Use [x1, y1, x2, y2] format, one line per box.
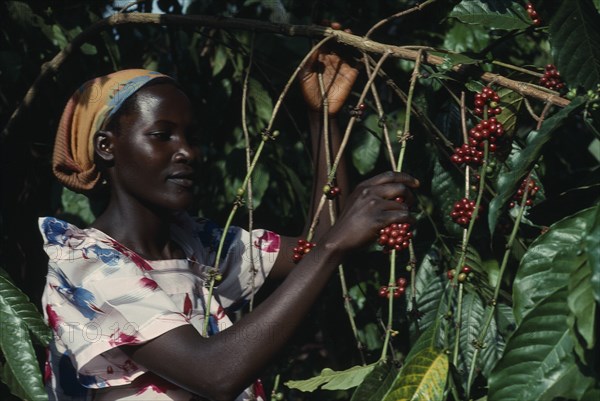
[0, 273, 51, 346]
[0, 280, 48, 401]
[449, 0, 531, 30]
[431, 158, 464, 237]
[585, 204, 600, 303]
[495, 88, 524, 138]
[408, 249, 448, 343]
[489, 288, 595, 401]
[382, 346, 448, 401]
[61, 187, 95, 225]
[247, 78, 274, 126]
[567, 258, 596, 360]
[351, 362, 398, 401]
[212, 45, 228, 76]
[550, 0, 600, 90]
[513, 206, 596, 323]
[285, 363, 376, 392]
[353, 115, 382, 174]
[248, 162, 270, 208]
[488, 97, 586, 233]
[443, 22, 490, 54]
[448, 292, 504, 384]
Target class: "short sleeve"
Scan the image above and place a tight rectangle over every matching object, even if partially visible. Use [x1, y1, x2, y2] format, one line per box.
[39, 217, 190, 387]
[178, 217, 281, 310]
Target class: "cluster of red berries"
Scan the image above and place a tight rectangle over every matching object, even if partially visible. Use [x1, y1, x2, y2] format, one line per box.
[378, 223, 412, 253]
[292, 239, 316, 263]
[526, 3, 541, 26]
[540, 64, 565, 91]
[509, 178, 539, 208]
[451, 143, 485, 166]
[474, 87, 502, 117]
[323, 184, 341, 200]
[378, 277, 407, 299]
[450, 198, 482, 227]
[447, 266, 472, 283]
[376, 197, 412, 253]
[467, 117, 505, 153]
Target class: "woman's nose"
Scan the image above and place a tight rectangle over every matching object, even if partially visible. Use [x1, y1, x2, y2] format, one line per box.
[173, 137, 199, 163]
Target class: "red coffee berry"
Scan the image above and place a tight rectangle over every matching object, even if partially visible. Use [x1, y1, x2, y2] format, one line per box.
[450, 198, 483, 227]
[526, 3, 541, 25]
[461, 266, 472, 274]
[378, 286, 389, 298]
[324, 185, 341, 200]
[540, 64, 565, 91]
[377, 197, 412, 253]
[292, 238, 316, 263]
[510, 177, 540, 208]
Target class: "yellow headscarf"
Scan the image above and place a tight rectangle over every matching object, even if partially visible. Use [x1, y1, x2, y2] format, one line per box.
[52, 69, 171, 193]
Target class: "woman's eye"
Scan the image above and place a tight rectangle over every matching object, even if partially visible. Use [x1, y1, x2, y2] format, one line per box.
[150, 132, 172, 141]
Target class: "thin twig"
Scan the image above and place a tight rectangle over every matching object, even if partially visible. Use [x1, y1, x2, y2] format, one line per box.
[362, 53, 397, 171]
[241, 33, 257, 312]
[365, 0, 438, 38]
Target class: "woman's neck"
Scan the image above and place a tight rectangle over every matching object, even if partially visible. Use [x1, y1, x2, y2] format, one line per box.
[90, 195, 185, 260]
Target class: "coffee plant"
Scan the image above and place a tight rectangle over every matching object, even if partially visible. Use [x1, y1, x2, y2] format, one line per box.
[1, 0, 599, 400]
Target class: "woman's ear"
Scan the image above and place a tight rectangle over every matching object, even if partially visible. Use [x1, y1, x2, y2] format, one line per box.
[94, 130, 115, 162]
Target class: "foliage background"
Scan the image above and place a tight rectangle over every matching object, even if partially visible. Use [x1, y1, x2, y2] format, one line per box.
[1, 0, 599, 400]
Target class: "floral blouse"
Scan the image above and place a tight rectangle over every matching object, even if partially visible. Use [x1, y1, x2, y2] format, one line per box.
[39, 214, 281, 401]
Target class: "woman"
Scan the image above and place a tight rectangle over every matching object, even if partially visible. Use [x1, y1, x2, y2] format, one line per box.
[40, 53, 418, 400]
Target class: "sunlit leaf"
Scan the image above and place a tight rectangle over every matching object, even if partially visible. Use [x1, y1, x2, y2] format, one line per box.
[489, 288, 595, 401]
[0, 273, 51, 346]
[449, 0, 530, 30]
[0, 276, 48, 401]
[382, 346, 448, 401]
[285, 363, 376, 392]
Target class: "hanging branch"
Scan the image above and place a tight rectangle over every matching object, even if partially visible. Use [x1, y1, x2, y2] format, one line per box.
[2, 12, 571, 140]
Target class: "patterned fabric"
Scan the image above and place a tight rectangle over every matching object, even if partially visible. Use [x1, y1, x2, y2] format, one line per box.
[39, 214, 281, 400]
[53, 69, 171, 193]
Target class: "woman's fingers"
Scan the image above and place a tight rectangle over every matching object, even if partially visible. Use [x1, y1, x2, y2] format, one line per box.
[359, 171, 420, 189]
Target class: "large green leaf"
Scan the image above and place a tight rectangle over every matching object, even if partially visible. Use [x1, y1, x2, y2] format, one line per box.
[513, 206, 596, 322]
[449, 0, 530, 30]
[0, 274, 51, 346]
[408, 249, 448, 343]
[351, 362, 399, 401]
[382, 346, 448, 401]
[353, 114, 382, 175]
[431, 158, 464, 238]
[567, 257, 596, 361]
[550, 0, 600, 90]
[488, 97, 586, 233]
[585, 204, 600, 303]
[285, 363, 376, 392]
[448, 292, 504, 386]
[488, 288, 594, 401]
[0, 287, 48, 401]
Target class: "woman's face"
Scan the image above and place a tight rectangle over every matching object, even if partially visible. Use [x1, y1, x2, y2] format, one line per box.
[108, 83, 201, 212]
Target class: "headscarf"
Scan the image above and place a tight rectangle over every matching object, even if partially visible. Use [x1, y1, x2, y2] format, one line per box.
[52, 69, 171, 193]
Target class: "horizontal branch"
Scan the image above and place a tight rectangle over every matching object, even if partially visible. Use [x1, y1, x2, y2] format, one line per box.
[2, 12, 569, 140]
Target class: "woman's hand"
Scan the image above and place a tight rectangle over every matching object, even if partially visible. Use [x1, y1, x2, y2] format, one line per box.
[323, 171, 420, 252]
[299, 23, 360, 116]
